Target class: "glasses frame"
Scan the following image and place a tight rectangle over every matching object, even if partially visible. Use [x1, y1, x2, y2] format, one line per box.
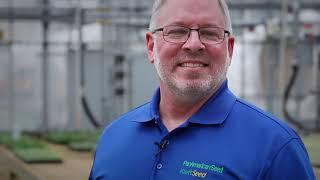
[151, 25, 231, 44]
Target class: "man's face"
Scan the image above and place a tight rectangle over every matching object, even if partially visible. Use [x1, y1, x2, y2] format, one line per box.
[146, 0, 234, 100]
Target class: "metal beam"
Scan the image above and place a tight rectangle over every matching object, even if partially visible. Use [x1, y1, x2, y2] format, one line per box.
[0, 7, 75, 22]
[0, 2, 319, 22]
[229, 2, 320, 10]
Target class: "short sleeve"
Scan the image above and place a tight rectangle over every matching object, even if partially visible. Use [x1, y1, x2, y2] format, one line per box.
[264, 138, 315, 180]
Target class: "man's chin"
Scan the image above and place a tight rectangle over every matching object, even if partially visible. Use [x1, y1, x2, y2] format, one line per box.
[173, 77, 225, 97]
[173, 82, 213, 98]
[176, 80, 212, 90]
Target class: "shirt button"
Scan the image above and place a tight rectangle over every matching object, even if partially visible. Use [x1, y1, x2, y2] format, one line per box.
[156, 163, 163, 170]
[165, 140, 169, 145]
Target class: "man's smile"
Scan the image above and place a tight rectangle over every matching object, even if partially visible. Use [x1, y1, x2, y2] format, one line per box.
[177, 60, 209, 68]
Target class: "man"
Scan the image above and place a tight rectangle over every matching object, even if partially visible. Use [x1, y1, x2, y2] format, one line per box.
[90, 0, 315, 179]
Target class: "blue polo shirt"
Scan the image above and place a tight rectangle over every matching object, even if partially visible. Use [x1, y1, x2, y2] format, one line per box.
[89, 81, 315, 180]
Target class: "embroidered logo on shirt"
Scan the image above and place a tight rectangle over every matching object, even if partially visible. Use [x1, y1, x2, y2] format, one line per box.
[179, 160, 224, 178]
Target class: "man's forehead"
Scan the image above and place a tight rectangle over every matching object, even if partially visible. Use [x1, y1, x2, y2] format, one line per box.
[157, 0, 223, 18]
[156, 0, 225, 27]
[160, 0, 220, 10]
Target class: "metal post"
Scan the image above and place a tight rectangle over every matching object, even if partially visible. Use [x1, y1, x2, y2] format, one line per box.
[128, 56, 133, 110]
[240, 31, 246, 99]
[279, 0, 289, 116]
[8, 0, 19, 140]
[74, 0, 83, 130]
[314, 45, 320, 130]
[127, 0, 135, 111]
[41, 0, 50, 133]
[291, 0, 302, 121]
[317, 50, 320, 130]
[267, 45, 275, 113]
[100, 0, 111, 122]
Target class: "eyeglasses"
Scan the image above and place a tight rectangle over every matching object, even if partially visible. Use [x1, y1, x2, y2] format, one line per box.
[151, 25, 231, 44]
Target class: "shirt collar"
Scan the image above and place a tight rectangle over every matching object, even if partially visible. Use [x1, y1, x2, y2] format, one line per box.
[188, 80, 236, 125]
[133, 80, 236, 125]
[130, 88, 160, 123]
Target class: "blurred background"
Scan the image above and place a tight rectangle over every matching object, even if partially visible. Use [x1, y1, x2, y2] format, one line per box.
[0, 0, 319, 179]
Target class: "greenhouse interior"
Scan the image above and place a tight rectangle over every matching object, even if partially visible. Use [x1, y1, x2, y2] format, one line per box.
[0, 0, 319, 179]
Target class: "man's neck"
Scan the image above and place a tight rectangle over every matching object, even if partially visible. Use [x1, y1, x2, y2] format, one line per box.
[158, 86, 215, 132]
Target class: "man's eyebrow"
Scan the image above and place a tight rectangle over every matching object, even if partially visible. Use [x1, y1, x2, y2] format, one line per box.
[164, 22, 223, 27]
[164, 21, 186, 26]
[200, 23, 223, 27]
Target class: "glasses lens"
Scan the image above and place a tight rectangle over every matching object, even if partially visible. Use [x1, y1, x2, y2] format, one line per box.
[163, 26, 189, 43]
[160, 26, 227, 44]
[199, 27, 224, 44]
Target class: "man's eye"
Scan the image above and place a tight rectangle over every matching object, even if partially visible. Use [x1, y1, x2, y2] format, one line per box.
[200, 29, 222, 39]
[201, 30, 219, 36]
[166, 28, 188, 36]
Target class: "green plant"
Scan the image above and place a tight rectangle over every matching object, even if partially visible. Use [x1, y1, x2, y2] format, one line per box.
[68, 141, 97, 151]
[302, 134, 320, 165]
[0, 133, 62, 163]
[46, 131, 100, 144]
[14, 148, 62, 163]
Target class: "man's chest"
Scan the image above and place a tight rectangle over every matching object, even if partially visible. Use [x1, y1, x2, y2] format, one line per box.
[94, 130, 264, 180]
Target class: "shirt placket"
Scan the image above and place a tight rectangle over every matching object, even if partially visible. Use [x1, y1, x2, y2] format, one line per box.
[150, 118, 189, 180]
[150, 116, 170, 180]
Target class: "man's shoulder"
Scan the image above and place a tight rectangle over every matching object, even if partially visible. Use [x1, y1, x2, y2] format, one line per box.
[117, 102, 152, 122]
[232, 99, 314, 179]
[96, 101, 153, 143]
[232, 98, 299, 138]
[102, 101, 152, 130]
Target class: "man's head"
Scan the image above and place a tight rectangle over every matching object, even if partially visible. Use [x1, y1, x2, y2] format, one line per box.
[149, 0, 233, 34]
[146, 0, 235, 102]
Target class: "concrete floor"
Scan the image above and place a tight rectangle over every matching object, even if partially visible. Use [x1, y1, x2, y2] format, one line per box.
[0, 143, 93, 180]
[315, 168, 320, 178]
[0, 143, 319, 179]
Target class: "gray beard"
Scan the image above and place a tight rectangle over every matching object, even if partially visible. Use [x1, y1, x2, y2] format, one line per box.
[154, 56, 230, 103]
[163, 69, 228, 103]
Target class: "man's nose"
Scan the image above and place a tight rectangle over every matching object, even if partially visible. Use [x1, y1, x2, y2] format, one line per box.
[182, 30, 205, 52]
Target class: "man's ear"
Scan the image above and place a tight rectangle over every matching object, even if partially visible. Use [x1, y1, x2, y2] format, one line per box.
[146, 32, 155, 64]
[227, 36, 235, 60]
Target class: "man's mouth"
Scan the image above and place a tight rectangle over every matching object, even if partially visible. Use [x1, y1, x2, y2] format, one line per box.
[179, 62, 208, 68]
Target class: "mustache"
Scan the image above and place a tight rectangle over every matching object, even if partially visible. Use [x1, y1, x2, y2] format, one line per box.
[173, 52, 209, 64]
[177, 51, 205, 59]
